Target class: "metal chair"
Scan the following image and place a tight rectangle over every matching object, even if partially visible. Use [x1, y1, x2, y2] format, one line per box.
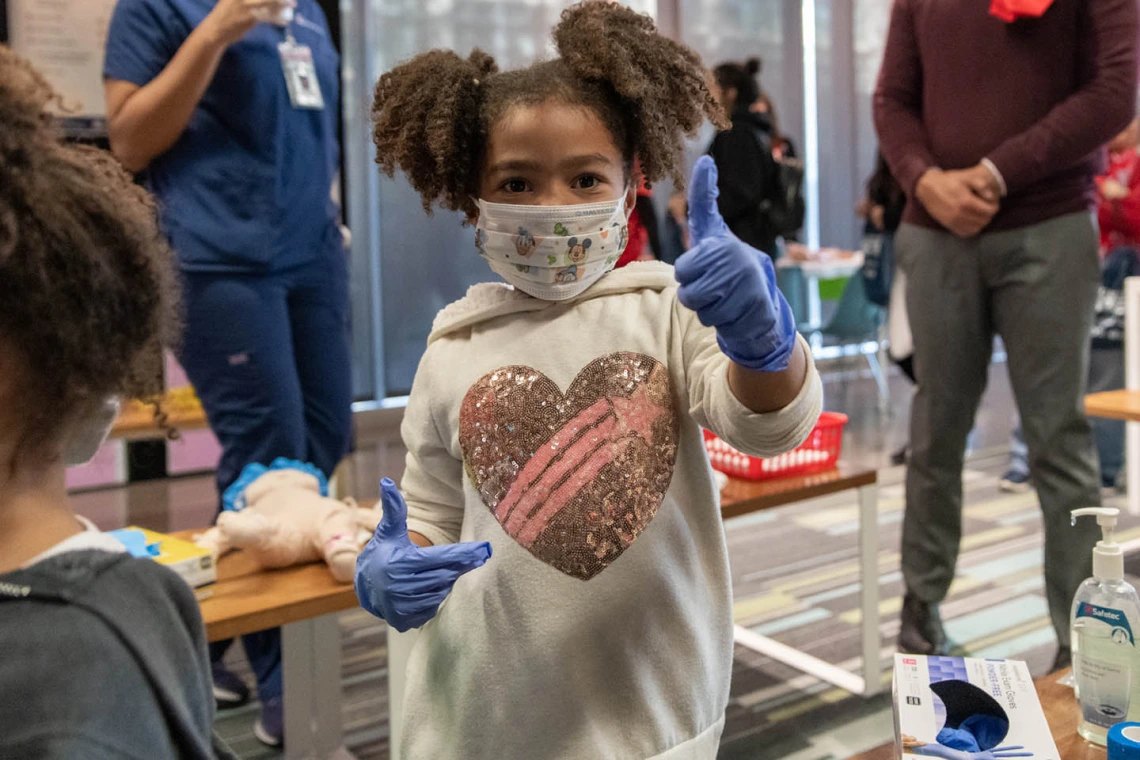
[813, 275, 889, 406]
[776, 266, 811, 331]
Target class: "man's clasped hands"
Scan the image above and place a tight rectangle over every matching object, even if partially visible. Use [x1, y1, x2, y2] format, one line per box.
[915, 162, 1004, 238]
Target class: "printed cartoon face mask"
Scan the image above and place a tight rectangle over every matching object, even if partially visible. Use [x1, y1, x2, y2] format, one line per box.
[475, 196, 630, 301]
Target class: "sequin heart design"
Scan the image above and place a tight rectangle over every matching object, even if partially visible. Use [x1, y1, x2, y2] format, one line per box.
[460, 354, 679, 580]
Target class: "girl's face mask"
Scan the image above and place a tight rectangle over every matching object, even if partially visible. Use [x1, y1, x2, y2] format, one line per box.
[474, 196, 629, 301]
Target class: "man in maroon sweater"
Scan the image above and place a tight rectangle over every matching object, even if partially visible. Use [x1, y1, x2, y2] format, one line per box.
[874, 0, 1137, 669]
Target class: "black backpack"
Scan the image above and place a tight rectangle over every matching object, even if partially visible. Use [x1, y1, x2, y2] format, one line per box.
[769, 157, 806, 238]
[750, 127, 805, 239]
[860, 228, 894, 308]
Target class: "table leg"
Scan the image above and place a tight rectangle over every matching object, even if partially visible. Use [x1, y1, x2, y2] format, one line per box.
[877, 321, 891, 414]
[282, 614, 350, 759]
[858, 482, 882, 696]
[807, 274, 823, 352]
[731, 483, 882, 696]
[1125, 278, 1140, 516]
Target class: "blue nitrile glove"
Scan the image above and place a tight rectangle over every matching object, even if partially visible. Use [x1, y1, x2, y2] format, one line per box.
[937, 715, 1009, 753]
[909, 744, 1032, 759]
[355, 478, 492, 632]
[108, 529, 161, 558]
[675, 155, 797, 372]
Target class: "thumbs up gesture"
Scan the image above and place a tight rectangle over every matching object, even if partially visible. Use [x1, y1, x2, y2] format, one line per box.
[675, 156, 797, 372]
[355, 478, 492, 632]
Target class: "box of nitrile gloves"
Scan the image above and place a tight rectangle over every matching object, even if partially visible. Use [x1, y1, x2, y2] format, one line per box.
[893, 654, 1060, 759]
[108, 527, 216, 589]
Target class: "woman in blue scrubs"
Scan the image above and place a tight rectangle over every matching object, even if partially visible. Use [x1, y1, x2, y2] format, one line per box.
[103, 0, 352, 747]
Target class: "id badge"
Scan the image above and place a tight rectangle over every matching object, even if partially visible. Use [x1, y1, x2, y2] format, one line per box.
[278, 40, 325, 110]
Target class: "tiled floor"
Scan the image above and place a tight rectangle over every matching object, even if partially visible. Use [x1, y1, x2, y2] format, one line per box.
[72, 355, 1041, 759]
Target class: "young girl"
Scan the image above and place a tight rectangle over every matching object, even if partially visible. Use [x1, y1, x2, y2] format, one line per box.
[354, 4, 822, 758]
[0, 48, 228, 759]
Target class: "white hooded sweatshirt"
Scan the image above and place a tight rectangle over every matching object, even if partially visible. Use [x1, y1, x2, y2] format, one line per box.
[398, 261, 822, 760]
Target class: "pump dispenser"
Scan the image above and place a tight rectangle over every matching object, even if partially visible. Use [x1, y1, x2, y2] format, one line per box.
[1071, 507, 1140, 745]
[1072, 508, 1125, 581]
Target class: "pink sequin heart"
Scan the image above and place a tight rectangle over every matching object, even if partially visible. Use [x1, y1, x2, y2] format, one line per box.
[459, 353, 679, 580]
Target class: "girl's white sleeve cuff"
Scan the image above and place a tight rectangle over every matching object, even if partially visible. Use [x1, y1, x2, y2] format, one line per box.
[705, 334, 823, 458]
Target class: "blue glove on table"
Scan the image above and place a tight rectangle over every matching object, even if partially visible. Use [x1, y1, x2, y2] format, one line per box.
[355, 479, 491, 632]
[675, 155, 797, 372]
[909, 744, 1032, 759]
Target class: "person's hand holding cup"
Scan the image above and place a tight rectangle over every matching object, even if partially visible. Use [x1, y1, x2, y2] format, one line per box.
[204, 0, 297, 47]
[250, 0, 297, 27]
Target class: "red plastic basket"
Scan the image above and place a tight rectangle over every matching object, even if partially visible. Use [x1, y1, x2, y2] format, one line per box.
[703, 412, 848, 481]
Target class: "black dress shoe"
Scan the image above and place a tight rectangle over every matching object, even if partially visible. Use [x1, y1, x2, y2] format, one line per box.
[898, 594, 952, 656]
[1051, 645, 1072, 672]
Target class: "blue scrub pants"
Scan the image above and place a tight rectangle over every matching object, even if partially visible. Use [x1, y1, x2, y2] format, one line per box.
[181, 252, 353, 702]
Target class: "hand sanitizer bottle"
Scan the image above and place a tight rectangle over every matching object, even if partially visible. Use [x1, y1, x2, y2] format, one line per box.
[1071, 507, 1140, 745]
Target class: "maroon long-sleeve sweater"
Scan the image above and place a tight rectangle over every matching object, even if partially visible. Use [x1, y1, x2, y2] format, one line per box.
[874, 0, 1138, 232]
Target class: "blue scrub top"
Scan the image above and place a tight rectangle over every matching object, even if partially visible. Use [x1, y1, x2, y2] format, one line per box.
[104, 0, 341, 273]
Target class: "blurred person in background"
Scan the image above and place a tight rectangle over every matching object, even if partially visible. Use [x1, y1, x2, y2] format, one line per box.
[858, 151, 911, 465]
[1097, 118, 1140, 256]
[102, 0, 352, 746]
[753, 91, 798, 162]
[709, 58, 784, 255]
[875, 0, 1137, 670]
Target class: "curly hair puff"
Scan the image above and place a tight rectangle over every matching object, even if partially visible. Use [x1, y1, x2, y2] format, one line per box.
[372, 1, 727, 218]
[0, 45, 179, 466]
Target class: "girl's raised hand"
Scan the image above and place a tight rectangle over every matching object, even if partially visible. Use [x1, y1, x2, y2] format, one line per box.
[674, 156, 797, 373]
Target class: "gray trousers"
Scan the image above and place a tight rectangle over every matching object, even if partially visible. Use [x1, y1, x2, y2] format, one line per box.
[1008, 349, 1125, 485]
[897, 213, 1102, 648]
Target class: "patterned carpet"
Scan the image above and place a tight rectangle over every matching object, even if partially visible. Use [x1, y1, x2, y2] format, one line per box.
[216, 448, 1133, 759]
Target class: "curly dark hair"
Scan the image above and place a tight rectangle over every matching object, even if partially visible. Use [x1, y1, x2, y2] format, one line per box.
[372, 1, 728, 217]
[0, 46, 179, 465]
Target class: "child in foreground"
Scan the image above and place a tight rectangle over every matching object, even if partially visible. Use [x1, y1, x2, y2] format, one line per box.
[354, 4, 823, 758]
[0, 47, 230, 759]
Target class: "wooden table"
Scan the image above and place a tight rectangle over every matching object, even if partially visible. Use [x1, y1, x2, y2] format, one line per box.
[1085, 389, 1140, 522]
[1086, 389, 1140, 423]
[721, 466, 877, 519]
[175, 531, 357, 759]
[853, 671, 1102, 760]
[110, 403, 209, 440]
[177, 531, 357, 643]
